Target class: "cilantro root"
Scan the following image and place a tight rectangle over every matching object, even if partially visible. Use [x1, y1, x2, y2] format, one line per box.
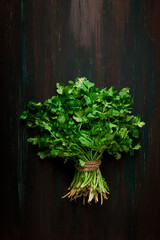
[62, 168, 110, 205]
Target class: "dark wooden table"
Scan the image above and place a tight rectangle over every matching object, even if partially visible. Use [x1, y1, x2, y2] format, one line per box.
[1, 1, 160, 239]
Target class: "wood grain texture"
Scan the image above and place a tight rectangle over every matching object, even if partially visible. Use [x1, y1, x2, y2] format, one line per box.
[1, 0, 160, 239]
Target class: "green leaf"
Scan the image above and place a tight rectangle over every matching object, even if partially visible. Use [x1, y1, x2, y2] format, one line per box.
[126, 115, 133, 122]
[42, 122, 52, 131]
[105, 134, 114, 141]
[84, 95, 91, 105]
[20, 110, 29, 119]
[56, 83, 64, 94]
[79, 159, 85, 167]
[107, 86, 115, 96]
[27, 137, 39, 145]
[112, 109, 119, 116]
[122, 145, 129, 153]
[75, 77, 88, 92]
[133, 143, 141, 150]
[51, 149, 59, 156]
[44, 99, 52, 105]
[68, 80, 74, 85]
[138, 121, 145, 127]
[115, 152, 121, 160]
[73, 116, 82, 122]
[119, 127, 128, 138]
[38, 151, 51, 159]
[83, 79, 95, 89]
[109, 123, 117, 129]
[28, 101, 42, 110]
[119, 88, 130, 98]
[79, 137, 94, 147]
[57, 114, 66, 124]
[73, 111, 83, 122]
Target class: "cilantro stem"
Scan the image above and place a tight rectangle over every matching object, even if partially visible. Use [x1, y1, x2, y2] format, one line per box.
[91, 149, 93, 160]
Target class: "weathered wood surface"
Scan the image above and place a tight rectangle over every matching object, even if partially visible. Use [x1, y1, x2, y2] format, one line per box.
[1, 0, 160, 239]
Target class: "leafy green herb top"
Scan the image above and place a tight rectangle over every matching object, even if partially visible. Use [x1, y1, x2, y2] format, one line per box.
[20, 77, 145, 164]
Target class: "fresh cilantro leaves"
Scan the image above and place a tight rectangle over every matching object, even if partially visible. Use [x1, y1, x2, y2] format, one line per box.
[21, 77, 145, 161]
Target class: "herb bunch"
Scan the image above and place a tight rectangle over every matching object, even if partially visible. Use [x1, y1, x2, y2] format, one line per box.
[20, 77, 145, 204]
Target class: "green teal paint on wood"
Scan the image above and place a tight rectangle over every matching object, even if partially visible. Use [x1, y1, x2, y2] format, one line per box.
[18, 0, 29, 213]
[21, 0, 28, 88]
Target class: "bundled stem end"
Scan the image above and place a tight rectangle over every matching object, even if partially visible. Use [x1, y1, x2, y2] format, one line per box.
[62, 168, 110, 205]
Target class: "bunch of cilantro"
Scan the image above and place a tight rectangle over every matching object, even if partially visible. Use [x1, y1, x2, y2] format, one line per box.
[20, 77, 145, 204]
